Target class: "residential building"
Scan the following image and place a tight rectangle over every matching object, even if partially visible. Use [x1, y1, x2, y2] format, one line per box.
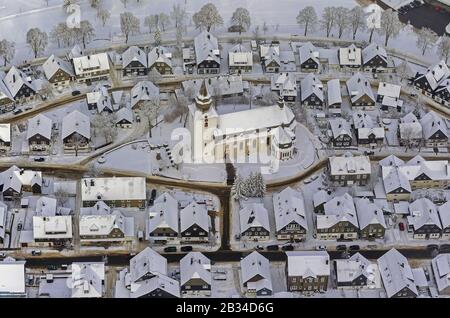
[377, 82, 403, 112]
[313, 189, 332, 214]
[0, 79, 14, 112]
[241, 252, 273, 296]
[122, 46, 148, 77]
[346, 72, 375, 109]
[26, 114, 52, 152]
[327, 79, 342, 115]
[148, 46, 173, 75]
[300, 73, 324, 108]
[0, 124, 10, 153]
[355, 198, 386, 239]
[260, 44, 280, 73]
[182, 75, 244, 100]
[194, 31, 220, 74]
[271, 73, 297, 105]
[431, 254, 450, 295]
[228, 44, 253, 74]
[407, 198, 442, 239]
[0, 257, 26, 298]
[398, 112, 423, 147]
[273, 187, 308, 241]
[329, 118, 352, 148]
[3, 66, 37, 103]
[148, 193, 179, 242]
[180, 252, 211, 296]
[286, 251, 330, 292]
[328, 154, 371, 186]
[335, 253, 381, 288]
[71, 262, 105, 298]
[115, 107, 133, 128]
[413, 60, 449, 98]
[239, 203, 270, 240]
[352, 111, 384, 147]
[42, 54, 74, 88]
[420, 111, 448, 147]
[438, 201, 450, 239]
[31, 215, 73, 247]
[0, 203, 6, 245]
[86, 86, 114, 113]
[298, 42, 319, 71]
[180, 201, 210, 242]
[380, 158, 412, 202]
[338, 44, 362, 68]
[434, 77, 450, 107]
[61, 110, 91, 154]
[130, 81, 160, 110]
[72, 53, 110, 83]
[0, 166, 42, 198]
[362, 43, 389, 72]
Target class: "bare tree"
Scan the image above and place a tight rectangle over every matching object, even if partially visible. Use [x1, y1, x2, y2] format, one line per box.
[335, 7, 349, 39]
[230, 7, 251, 35]
[144, 15, 159, 33]
[296, 6, 318, 36]
[321, 7, 337, 37]
[416, 27, 438, 55]
[192, 3, 223, 32]
[55, 188, 69, 207]
[171, 3, 188, 29]
[0, 40, 15, 66]
[154, 28, 162, 46]
[89, 0, 102, 8]
[262, 21, 268, 34]
[26, 28, 48, 58]
[97, 8, 110, 27]
[39, 82, 54, 99]
[63, 0, 78, 10]
[164, 94, 188, 123]
[139, 99, 161, 138]
[378, 9, 403, 47]
[120, 12, 140, 43]
[76, 20, 95, 49]
[348, 6, 365, 40]
[120, 0, 128, 8]
[437, 36, 450, 63]
[158, 13, 170, 31]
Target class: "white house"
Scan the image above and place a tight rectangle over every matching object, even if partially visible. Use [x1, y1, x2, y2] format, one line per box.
[240, 251, 273, 296]
[72, 53, 110, 83]
[0, 257, 26, 297]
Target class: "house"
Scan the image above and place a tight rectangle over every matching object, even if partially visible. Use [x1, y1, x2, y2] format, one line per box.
[271, 73, 297, 105]
[329, 118, 352, 148]
[313, 189, 333, 214]
[298, 42, 319, 71]
[346, 73, 375, 109]
[26, 114, 52, 153]
[362, 43, 389, 72]
[86, 86, 113, 113]
[129, 247, 167, 282]
[182, 75, 244, 100]
[407, 198, 442, 239]
[300, 74, 324, 108]
[273, 187, 308, 241]
[328, 154, 371, 186]
[398, 112, 423, 147]
[67, 44, 83, 60]
[35, 196, 57, 216]
[420, 111, 448, 148]
[339, 44, 362, 68]
[228, 43, 253, 74]
[0, 124, 10, 153]
[434, 77, 450, 107]
[239, 203, 270, 241]
[260, 44, 280, 73]
[0, 203, 7, 245]
[0, 257, 26, 298]
[115, 107, 133, 128]
[182, 47, 196, 74]
[431, 254, 450, 295]
[148, 193, 179, 243]
[42, 54, 74, 88]
[240, 252, 273, 296]
[180, 252, 211, 296]
[0, 79, 14, 113]
[413, 60, 450, 97]
[122, 46, 148, 77]
[352, 111, 384, 146]
[180, 201, 209, 242]
[81, 177, 146, 209]
[72, 52, 110, 83]
[31, 215, 73, 247]
[380, 157, 412, 201]
[317, 193, 359, 240]
[438, 201, 450, 239]
[194, 31, 220, 75]
[335, 253, 381, 288]
[377, 82, 403, 112]
[3, 66, 37, 103]
[327, 79, 342, 115]
[377, 249, 418, 298]
[79, 211, 134, 245]
[286, 251, 330, 292]
[61, 110, 91, 154]
[130, 81, 160, 110]
[318, 47, 340, 70]
[148, 46, 173, 75]
[354, 198, 387, 239]
[0, 166, 42, 198]
[71, 262, 105, 298]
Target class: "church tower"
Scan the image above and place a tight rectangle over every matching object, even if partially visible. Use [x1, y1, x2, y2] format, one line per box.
[195, 80, 213, 111]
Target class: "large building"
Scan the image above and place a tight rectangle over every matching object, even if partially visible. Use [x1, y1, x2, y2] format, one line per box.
[0, 257, 26, 298]
[286, 251, 330, 293]
[72, 53, 110, 83]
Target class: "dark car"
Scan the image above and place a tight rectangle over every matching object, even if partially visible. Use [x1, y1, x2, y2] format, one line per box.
[13, 109, 23, 115]
[72, 90, 81, 96]
[164, 246, 177, 253]
[364, 150, 375, 156]
[267, 245, 279, 251]
[17, 223, 23, 231]
[281, 245, 294, 251]
[34, 157, 45, 162]
[427, 244, 439, 250]
[149, 189, 157, 205]
[349, 245, 360, 251]
[180, 246, 193, 252]
[336, 245, 347, 251]
[440, 244, 450, 252]
[47, 265, 58, 271]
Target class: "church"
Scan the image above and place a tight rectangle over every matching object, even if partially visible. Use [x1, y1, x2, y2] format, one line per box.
[187, 80, 296, 164]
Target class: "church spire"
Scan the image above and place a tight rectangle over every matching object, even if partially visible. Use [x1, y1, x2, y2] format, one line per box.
[195, 80, 213, 111]
[277, 94, 285, 109]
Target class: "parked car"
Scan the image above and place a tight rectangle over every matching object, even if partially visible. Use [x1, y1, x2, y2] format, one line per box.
[181, 246, 193, 252]
[367, 244, 378, 250]
[399, 222, 405, 231]
[255, 245, 264, 251]
[149, 189, 157, 206]
[13, 109, 23, 115]
[34, 157, 45, 162]
[281, 245, 294, 251]
[427, 244, 439, 250]
[315, 245, 327, 251]
[364, 150, 375, 156]
[17, 222, 23, 231]
[47, 265, 57, 271]
[0, 252, 6, 258]
[440, 244, 450, 252]
[31, 250, 42, 256]
[137, 231, 144, 242]
[266, 245, 279, 251]
[349, 245, 360, 251]
[72, 90, 81, 96]
[164, 246, 177, 253]
[336, 245, 347, 251]
[213, 274, 227, 281]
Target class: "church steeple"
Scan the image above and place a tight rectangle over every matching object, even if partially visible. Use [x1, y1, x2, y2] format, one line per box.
[277, 94, 285, 109]
[195, 80, 213, 111]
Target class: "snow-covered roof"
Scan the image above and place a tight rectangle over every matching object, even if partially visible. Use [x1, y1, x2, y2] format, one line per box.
[88, 86, 113, 112]
[115, 107, 133, 124]
[354, 198, 387, 230]
[407, 198, 442, 231]
[362, 43, 387, 65]
[420, 111, 449, 140]
[130, 273, 180, 298]
[298, 42, 319, 66]
[301, 73, 324, 102]
[318, 48, 339, 65]
[35, 196, 57, 216]
[335, 253, 376, 285]
[399, 113, 423, 140]
[381, 165, 412, 194]
[0, 257, 26, 295]
[228, 44, 253, 67]
[129, 247, 167, 283]
[180, 252, 211, 287]
[0, 124, 10, 143]
[3, 66, 36, 97]
[286, 251, 330, 278]
[81, 177, 146, 202]
[148, 192, 179, 234]
[183, 75, 244, 98]
[0, 205, 6, 241]
[319, 193, 359, 230]
[339, 44, 362, 67]
[62, 110, 90, 140]
[148, 46, 172, 69]
[33, 215, 73, 240]
[431, 254, 450, 293]
[80, 211, 131, 237]
[415, 60, 450, 91]
[122, 46, 148, 69]
[329, 154, 371, 176]
[346, 72, 375, 104]
[271, 73, 297, 96]
[130, 81, 160, 109]
[0, 79, 14, 103]
[239, 203, 270, 234]
[180, 201, 209, 233]
[0, 165, 42, 194]
[26, 114, 52, 140]
[273, 187, 308, 232]
[377, 82, 401, 99]
[68, 44, 84, 60]
[327, 79, 342, 106]
[71, 262, 105, 298]
[329, 118, 351, 138]
[240, 252, 271, 286]
[194, 31, 220, 65]
[72, 53, 110, 76]
[377, 249, 418, 298]
[438, 201, 450, 229]
[42, 54, 74, 80]
[313, 189, 333, 208]
[379, 155, 405, 167]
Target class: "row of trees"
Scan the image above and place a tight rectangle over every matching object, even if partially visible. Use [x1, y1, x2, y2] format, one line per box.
[231, 172, 266, 201]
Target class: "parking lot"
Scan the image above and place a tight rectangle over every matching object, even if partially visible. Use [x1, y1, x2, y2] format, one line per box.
[398, 2, 450, 35]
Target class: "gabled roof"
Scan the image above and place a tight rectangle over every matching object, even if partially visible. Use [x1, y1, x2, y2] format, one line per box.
[35, 196, 57, 216]
[354, 198, 387, 230]
[130, 81, 160, 109]
[240, 251, 271, 286]
[71, 262, 105, 298]
[27, 114, 52, 140]
[362, 43, 387, 65]
[420, 111, 449, 140]
[148, 193, 179, 234]
[4, 66, 36, 97]
[0, 257, 26, 295]
[0, 79, 14, 102]
[298, 42, 319, 66]
[0, 165, 42, 194]
[407, 198, 442, 231]
[286, 251, 330, 278]
[381, 165, 412, 194]
[261, 45, 280, 66]
[329, 154, 371, 176]
[0, 124, 10, 143]
[228, 44, 253, 67]
[42, 54, 74, 80]
[72, 53, 110, 76]
[273, 187, 308, 232]
[313, 189, 333, 208]
[129, 247, 167, 282]
[431, 253, 450, 293]
[379, 155, 405, 167]
[122, 46, 148, 69]
[271, 73, 297, 95]
[180, 201, 209, 233]
[319, 193, 359, 229]
[81, 177, 146, 202]
[329, 117, 351, 138]
[194, 31, 220, 65]
[339, 44, 362, 66]
[399, 113, 423, 140]
[79, 211, 129, 237]
[346, 72, 375, 104]
[301, 73, 324, 102]
[148, 46, 172, 69]
[415, 60, 450, 91]
[62, 110, 90, 140]
[377, 249, 418, 298]
[327, 79, 342, 106]
[180, 252, 211, 286]
[377, 82, 401, 99]
[438, 201, 450, 229]
[335, 253, 376, 285]
[130, 273, 180, 298]
[115, 107, 133, 124]
[239, 203, 270, 234]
